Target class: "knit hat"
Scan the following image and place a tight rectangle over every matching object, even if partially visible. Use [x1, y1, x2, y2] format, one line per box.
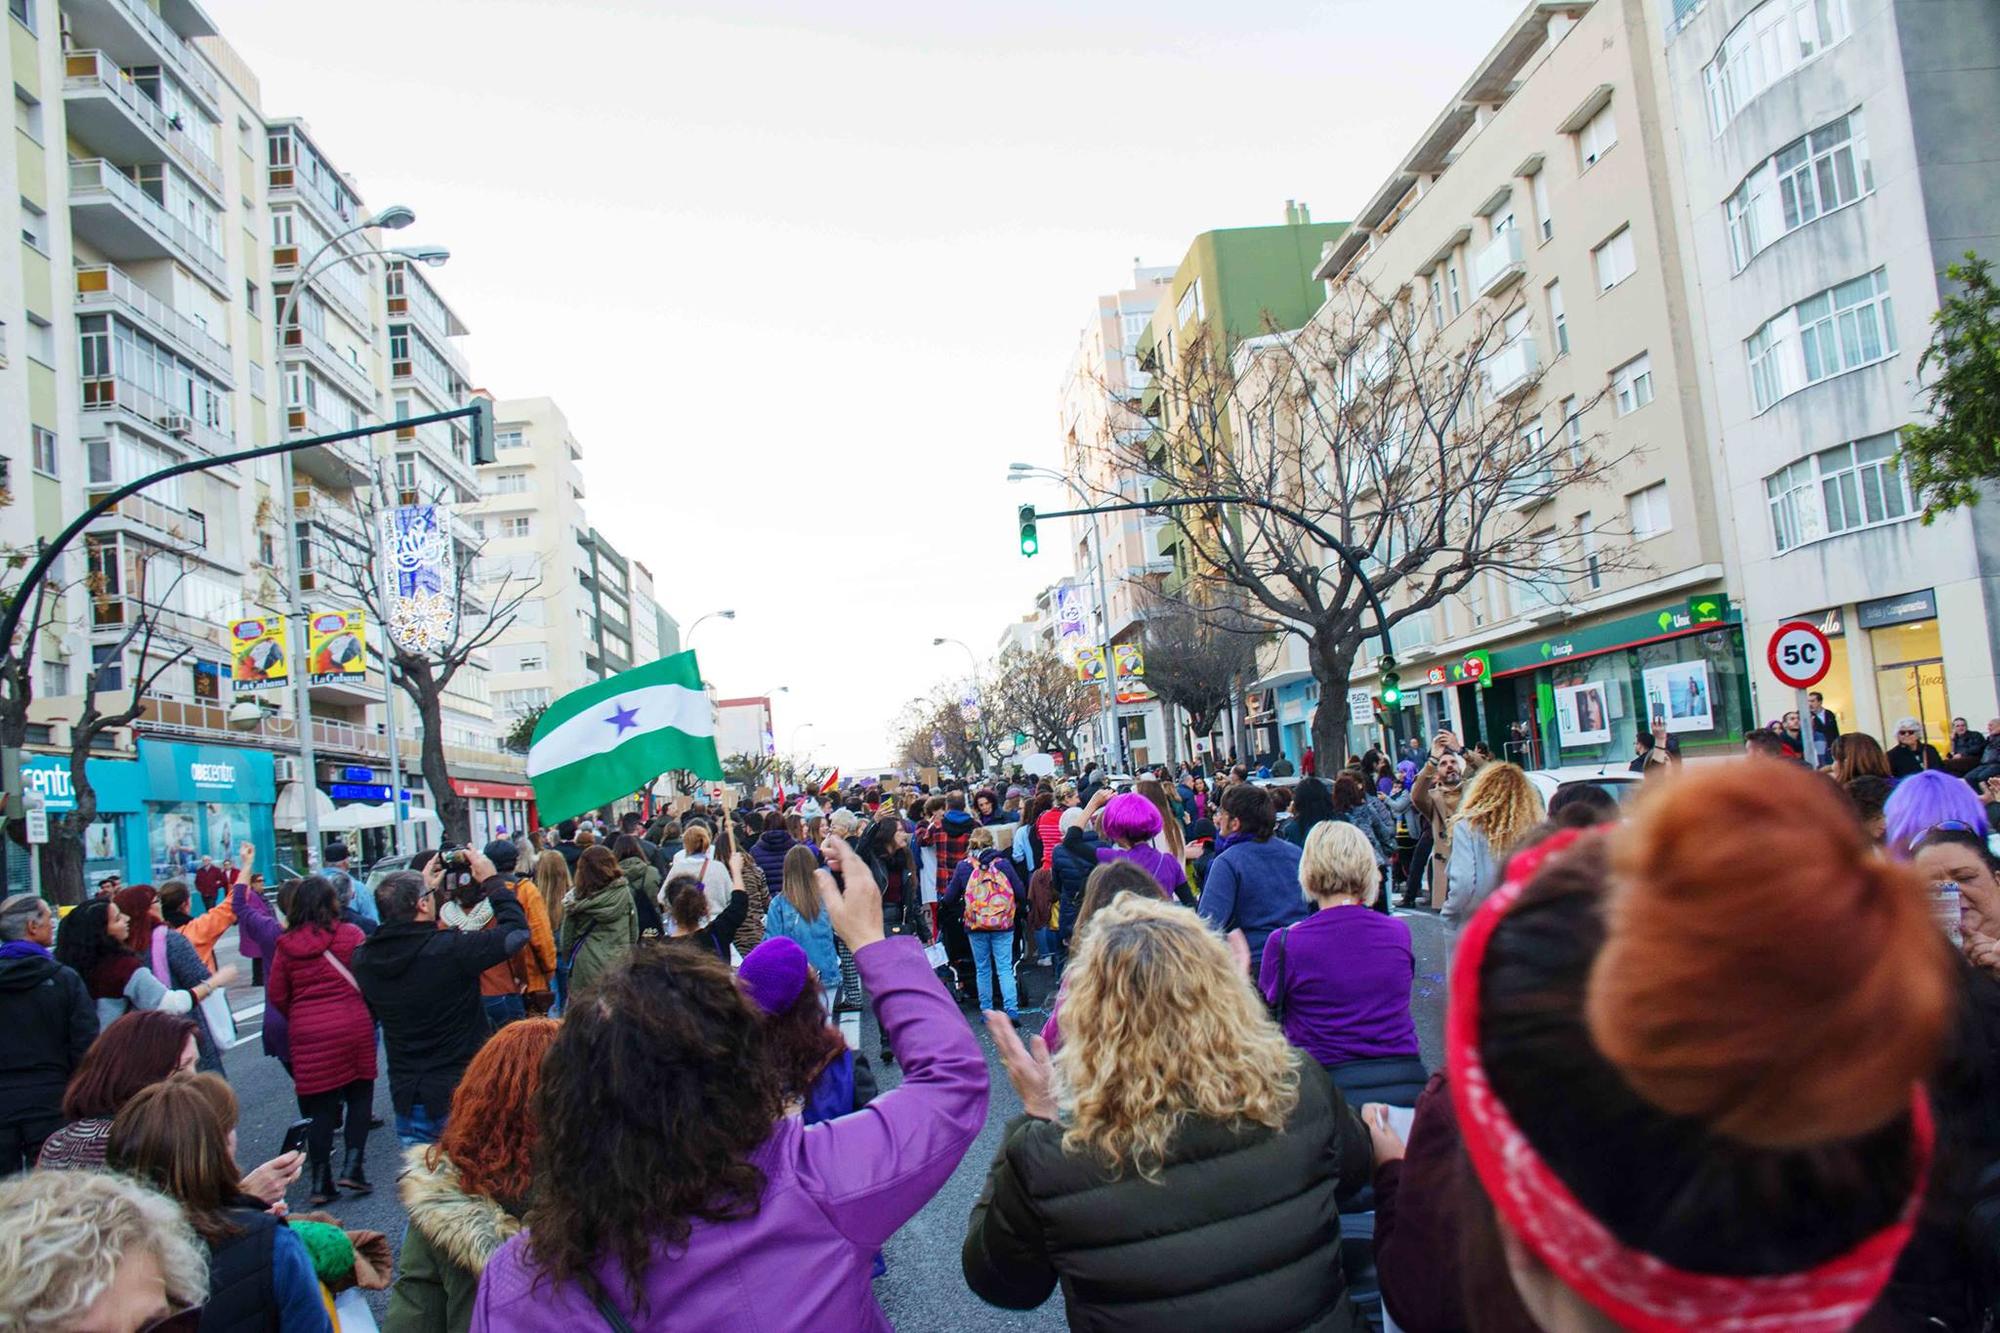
[483, 839, 519, 875]
[1058, 807, 1087, 834]
[738, 936, 809, 1014]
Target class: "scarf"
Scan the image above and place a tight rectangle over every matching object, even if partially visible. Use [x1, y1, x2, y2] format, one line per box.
[439, 899, 495, 933]
[0, 939, 51, 961]
[1214, 831, 1256, 856]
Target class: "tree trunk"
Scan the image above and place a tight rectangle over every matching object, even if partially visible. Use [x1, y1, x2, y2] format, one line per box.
[39, 834, 85, 906]
[400, 658, 469, 845]
[1308, 634, 1360, 773]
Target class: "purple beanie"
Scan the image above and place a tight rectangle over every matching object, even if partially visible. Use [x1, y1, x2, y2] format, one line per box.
[739, 936, 809, 1015]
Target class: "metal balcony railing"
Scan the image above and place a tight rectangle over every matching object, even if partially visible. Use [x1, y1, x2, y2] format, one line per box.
[80, 372, 236, 456]
[76, 264, 231, 381]
[86, 487, 207, 548]
[280, 322, 377, 403]
[98, 0, 220, 107]
[67, 158, 227, 290]
[61, 51, 222, 195]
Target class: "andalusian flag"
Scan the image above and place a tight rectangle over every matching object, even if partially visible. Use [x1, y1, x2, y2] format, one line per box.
[528, 651, 723, 822]
[818, 768, 841, 795]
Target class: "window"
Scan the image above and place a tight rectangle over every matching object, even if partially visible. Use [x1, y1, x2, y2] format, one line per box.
[1745, 267, 1896, 411]
[1611, 353, 1655, 416]
[1560, 396, 1584, 467]
[496, 428, 527, 451]
[1546, 280, 1569, 356]
[1576, 514, 1602, 590]
[90, 644, 123, 691]
[1530, 170, 1552, 243]
[1175, 278, 1203, 326]
[1627, 482, 1671, 539]
[26, 314, 51, 366]
[1446, 262, 1463, 316]
[19, 198, 46, 251]
[1727, 111, 1872, 270]
[1765, 431, 1911, 552]
[14, 87, 40, 143]
[245, 279, 260, 318]
[31, 425, 55, 476]
[1578, 103, 1618, 170]
[501, 515, 532, 540]
[7, 0, 30, 33]
[39, 659, 66, 698]
[1428, 274, 1444, 331]
[1593, 227, 1636, 292]
[471, 518, 486, 538]
[490, 471, 529, 495]
[499, 686, 551, 714]
[510, 643, 546, 674]
[248, 362, 266, 400]
[1703, 0, 1853, 133]
[258, 530, 275, 566]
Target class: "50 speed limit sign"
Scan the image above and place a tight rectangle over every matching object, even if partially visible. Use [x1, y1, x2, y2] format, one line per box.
[1767, 621, 1832, 690]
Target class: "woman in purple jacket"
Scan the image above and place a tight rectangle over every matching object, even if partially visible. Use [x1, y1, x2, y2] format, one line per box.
[472, 836, 988, 1332]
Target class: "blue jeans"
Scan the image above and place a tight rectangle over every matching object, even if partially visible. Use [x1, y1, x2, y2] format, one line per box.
[396, 1102, 446, 1148]
[482, 994, 525, 1032]
[968, 930, 1018, 1018]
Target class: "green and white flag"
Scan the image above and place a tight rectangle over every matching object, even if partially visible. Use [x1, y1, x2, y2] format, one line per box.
[527, 650, 722, 822]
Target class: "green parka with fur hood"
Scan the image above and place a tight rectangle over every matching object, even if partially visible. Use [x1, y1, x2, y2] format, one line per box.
[383, 1148, 523, 1333]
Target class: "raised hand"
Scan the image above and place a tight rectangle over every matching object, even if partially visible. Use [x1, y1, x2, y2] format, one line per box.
[987, 1011, 1057, 1121]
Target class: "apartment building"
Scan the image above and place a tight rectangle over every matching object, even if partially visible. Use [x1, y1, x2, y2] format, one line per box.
[1279, 0, 1739, 772]
[1655, 0, 2000, 740]
[0, 0, 511, 884]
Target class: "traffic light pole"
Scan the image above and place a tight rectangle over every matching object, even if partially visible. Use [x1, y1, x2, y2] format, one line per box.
[1024, 492, 1402, 753]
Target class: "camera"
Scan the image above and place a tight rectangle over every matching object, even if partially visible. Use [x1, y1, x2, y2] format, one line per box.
[440, 846, 477, 894]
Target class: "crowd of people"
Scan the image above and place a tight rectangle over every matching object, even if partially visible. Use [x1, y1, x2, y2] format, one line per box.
[1, 727, 1998, 1332]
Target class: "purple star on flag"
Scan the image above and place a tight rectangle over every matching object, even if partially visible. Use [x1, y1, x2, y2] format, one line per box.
[604, 702, 641, 735]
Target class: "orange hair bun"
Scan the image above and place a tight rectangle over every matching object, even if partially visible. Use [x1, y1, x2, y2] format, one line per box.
[1586, 760, 1951, 1149]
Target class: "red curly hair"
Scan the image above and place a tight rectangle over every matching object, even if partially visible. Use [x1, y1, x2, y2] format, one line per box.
[435, 1017, 559, 1205]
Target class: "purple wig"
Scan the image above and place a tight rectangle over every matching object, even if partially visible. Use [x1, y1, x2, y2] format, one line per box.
[1100, 791, 1164, 847]
[1884, 768, 1989, 859]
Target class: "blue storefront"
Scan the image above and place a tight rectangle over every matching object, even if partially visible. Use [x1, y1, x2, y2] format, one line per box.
[134, 740, 277, 886]
[19, 753, 145, 893]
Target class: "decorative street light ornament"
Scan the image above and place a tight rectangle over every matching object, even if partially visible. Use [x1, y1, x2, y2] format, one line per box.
[381, 504, 457, 654]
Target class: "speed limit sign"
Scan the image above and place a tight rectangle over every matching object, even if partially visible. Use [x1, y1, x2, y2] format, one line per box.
[1768, 621, 1832, 690]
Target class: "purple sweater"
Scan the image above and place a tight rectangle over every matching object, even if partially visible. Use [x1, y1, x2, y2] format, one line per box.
[1260, 905, 1419, 1066]
[1095, 844, 1186, 896]
[471, 936, 988, 1332]
[231, 882, 288, 1063]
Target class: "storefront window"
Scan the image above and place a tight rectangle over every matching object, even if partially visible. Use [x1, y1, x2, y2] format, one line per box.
[149, 802, 201, 882]
[1495, 627, 1752, 769]
[1871, 618, 1947, 740]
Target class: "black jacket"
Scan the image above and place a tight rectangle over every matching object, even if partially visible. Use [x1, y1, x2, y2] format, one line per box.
[0, 951, 96, 1123]
[965, 1057, 1373, 1331]
[1050, 830, 1100, 939]
[199, 1205, 277, 1333]
[350, 879, 528, 1115]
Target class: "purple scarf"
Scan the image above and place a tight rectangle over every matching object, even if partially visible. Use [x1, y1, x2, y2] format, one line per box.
[0, 939, 50, 961]
[1214, 831, 1257, 856]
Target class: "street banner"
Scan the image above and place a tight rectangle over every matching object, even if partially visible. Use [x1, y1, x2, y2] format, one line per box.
[1113, 643, 1145, 679]
[1057, 585, 1086, 640]
[307, 609, 368, 684]
[381, 504, 457, 655]
[527, 650, 724, 823]
[228, 617, 289, 691]
[1074, 646, 1107, 682]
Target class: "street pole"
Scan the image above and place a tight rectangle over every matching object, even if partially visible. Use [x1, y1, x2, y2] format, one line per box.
[372, 458, 407, 857]
[1052, 474, 1122, 775]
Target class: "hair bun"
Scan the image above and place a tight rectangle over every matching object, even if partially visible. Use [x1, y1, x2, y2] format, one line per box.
[1585, 761, 1952, 1149]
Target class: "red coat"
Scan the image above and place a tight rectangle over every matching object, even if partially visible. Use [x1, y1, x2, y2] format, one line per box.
[268, 923, 376, 1096]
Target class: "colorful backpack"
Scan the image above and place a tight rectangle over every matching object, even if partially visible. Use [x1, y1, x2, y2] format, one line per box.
[962, 856, 1017, 932]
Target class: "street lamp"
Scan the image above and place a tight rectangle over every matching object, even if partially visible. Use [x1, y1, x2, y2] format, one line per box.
[1006, 464, 1124, 772]
[684, 609, 736, 654]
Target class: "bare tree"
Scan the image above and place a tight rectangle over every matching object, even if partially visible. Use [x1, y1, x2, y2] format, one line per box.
[722, 751, 776, 788]
[304, 487, 538, 845]
[1104, 277, 1637, 763]
[890, 690, 985, 779]
[984, 642, 1098, 763]
[1138, 603, 1264, 761]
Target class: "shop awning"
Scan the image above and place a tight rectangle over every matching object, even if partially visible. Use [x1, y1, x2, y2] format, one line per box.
[275, 783, 336, 831]
[322, 803, 441, 832]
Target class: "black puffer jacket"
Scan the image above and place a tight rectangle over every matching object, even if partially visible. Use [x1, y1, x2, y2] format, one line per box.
[963, 1056, 1373, 1331]
[1050, 829, 1100, 943]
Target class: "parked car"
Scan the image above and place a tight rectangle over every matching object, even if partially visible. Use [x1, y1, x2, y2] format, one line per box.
[1524, 766, 1643, 808]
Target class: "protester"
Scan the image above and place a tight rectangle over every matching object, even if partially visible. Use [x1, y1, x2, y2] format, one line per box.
[54, 898, 232, 1034]
[469, 838, 986, 1330]
[1133, 778, 1186, 857]
[0, 894, 96, 1174]
[37, 1010, 198, 1170]
[1197, 782, 1309, 984]
[553, 845, 637, 1010]
[662, 875, 749, 963]
[765, 845, 840, 1012]
[739, 936, 877, 1125]
[113, 884, 228, 1074]
[1891, 717, 1947, 777]
[1830, 730, 1893, 785]
[1629, 723, 1682, 774]
[1049, 807, 1101, 960]
[1440, 762, 1545, 938]
[1885, 767, 1991, 859]
[1409, 729, 1484, 909]
[1329, 774, 1396, 907]
[857, 815, 926, 942]
[1093, 791, 1188, 902]
[160, 879, 230, 973]
[750, 808, 805, 885]
[1545, 782, 1619, 830]
[1262, 823, 1423, 1098]
[715, 823, 766, 959]
[0, 1168, 209, 1332]
[108, 1074, 330, 1331]
[921, 792, 982, 1002]
[965, 894, 1373, 1327]
[1036, 788, 1072, 871]
[943, 827, 1026, 1023]
[487, 841, 558, 1016]
[269, 875, 376, 1205]
[386, 1019, 559, 1333]
[352, 851, 528, 1148]
[609, 833, 664, 940]
[324, 842, 372, 926]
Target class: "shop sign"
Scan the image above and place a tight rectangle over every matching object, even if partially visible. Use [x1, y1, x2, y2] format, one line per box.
[451, 779, 535, 801]
[1686, 593, 1730, 626]
[20, 754, 145, 814]
[340, 767, 376, 782]
[137, 741, 276, 804]
[1490, 598, 1741, 677]
[306, 610, 369, 684]
[228, 617, 289, 691]
[1424, 666, 1449, 686]
[1856, 588, 1936, 631]
[192, 659, 222, 701]
[1794, 606, 1846, 639]
[328, 783, 420, 803]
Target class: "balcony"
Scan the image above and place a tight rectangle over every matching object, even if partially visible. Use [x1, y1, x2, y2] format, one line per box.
[294, 483, 367, 543]
[61, 52, 223, 199]
[273, 242, 376, 337]
[267, 159, 361, 239]
[86, 487, 208, 549]
[1485, 336, 1541, 402]
[280, 323, 376, 405]
[395, 419, 479, 501]
[1470, 228, 1527, 299]
[67, 159, 227, 295]
[284, 408, 374, 488]
[61, 0, 221, 115]
[90, 595, 223, 648]
[76, 265, 231, 384]
[81, 373, 235, 457]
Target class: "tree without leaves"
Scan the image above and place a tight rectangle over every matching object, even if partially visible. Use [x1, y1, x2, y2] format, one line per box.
[984, 642, 1098, 760]
[1138, 601, 1264, 752]
[721, 751, 776, 788]
[1901, 253, 2000, 523]
[302, 483, 538, 846]
[1103, 277, 1638, 765]
[889, 690, 986, 779]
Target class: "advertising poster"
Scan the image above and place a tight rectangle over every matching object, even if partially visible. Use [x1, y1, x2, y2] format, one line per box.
[1074, 646, 1107, 683]
[228, 617, 289, 691]
[307, 609, 369, 684]
[1554, 680, 1612, 745]
[1642, 660, 1714, 734]
[382, 504, 457, 654]
[1113, 643, 1145, 679]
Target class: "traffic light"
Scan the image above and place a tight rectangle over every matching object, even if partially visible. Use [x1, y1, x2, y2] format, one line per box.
[1379, 656, 1401, 709]
[1017, 504, 1039, 557]
[468, 396, 496, 466]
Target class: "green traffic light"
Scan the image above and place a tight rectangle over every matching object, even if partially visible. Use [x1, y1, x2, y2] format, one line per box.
[1017, 504, 1039, 557]
[1380, 670, 1401, 708]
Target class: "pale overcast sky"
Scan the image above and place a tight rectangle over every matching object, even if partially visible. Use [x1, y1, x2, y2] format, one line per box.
[208, 0, 1523, 769]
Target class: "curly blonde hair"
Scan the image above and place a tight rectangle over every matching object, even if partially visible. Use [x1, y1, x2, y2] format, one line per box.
[0, 1169, 207, 1329]
[1054, 895, 1300, 1180]
[1452, 760, 1544, 860]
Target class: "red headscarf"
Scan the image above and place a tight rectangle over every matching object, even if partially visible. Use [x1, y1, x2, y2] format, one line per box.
[1445, 831, 1932, 1333]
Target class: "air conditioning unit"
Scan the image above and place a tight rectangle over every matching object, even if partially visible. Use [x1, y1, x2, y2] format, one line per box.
[272, 756, 299, 783]
[158, 412, 194, 437]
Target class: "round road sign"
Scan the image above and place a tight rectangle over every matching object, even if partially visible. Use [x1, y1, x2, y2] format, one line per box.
[1767, 621, 1832, 690]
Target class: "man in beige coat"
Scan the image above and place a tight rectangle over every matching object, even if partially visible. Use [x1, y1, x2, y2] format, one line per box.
[1408, 728, 1485, 909]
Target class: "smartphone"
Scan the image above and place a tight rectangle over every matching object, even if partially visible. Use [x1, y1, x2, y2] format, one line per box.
[279, 1117, 312, 1158]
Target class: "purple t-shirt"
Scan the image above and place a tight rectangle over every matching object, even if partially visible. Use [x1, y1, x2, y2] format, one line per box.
[1095, 844, 1186, 896]
[1260, 905, 1419, 1066]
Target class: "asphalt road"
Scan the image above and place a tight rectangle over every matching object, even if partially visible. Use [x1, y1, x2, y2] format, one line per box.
[215, 908, 1450, 1326]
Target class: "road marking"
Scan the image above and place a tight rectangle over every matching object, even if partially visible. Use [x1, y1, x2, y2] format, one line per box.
[230, 1002, 264, 1023]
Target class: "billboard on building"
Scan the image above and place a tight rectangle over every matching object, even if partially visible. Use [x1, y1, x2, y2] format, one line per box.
[307, 610, 369, 684]
[228, 617, 289, 691]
